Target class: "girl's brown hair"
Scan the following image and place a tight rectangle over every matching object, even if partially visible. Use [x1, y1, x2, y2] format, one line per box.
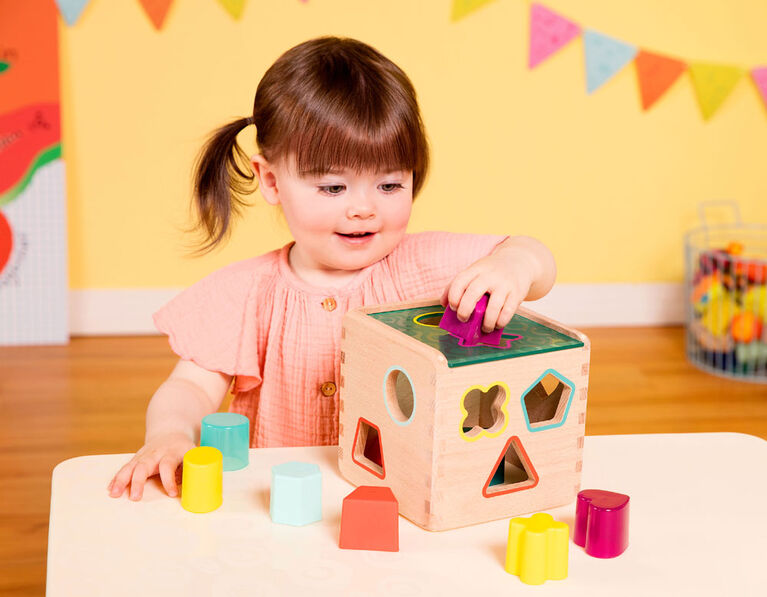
[194, 36, 430, 251]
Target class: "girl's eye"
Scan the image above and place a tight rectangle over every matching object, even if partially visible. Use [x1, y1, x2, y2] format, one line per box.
[319, 185, 345, 195]
[380, 183, 404, 193]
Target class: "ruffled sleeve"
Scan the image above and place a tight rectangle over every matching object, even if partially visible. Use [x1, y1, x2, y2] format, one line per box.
[153, 257, 267, 384]
[391, 231, 508, 299]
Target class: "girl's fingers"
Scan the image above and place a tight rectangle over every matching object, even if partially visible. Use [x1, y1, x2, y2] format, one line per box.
[440, 284, 450, 308]
[129, 460, 156, 501]
[497, 294, 521, 329]
[483, 290, 510, 333]
[109, 458, 138, 498]
[447, 270, 480, 315]
[158, 456, 180, 498]
[456, 277, 490, 323]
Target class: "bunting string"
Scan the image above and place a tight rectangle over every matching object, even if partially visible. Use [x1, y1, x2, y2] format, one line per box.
[54, 0, 275, 28]
[54, 0, 767, 120]
[520, 2, 766, 120]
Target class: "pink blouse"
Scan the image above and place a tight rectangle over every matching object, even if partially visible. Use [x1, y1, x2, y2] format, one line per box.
[154, 231, 506, 447]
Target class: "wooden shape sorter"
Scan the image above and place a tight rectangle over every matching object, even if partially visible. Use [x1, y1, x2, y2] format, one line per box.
[338, 299, 591, 531]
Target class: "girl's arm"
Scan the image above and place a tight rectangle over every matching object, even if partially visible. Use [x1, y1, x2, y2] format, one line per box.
[108, 359, 232, 501]
[440, 235, 556, 333]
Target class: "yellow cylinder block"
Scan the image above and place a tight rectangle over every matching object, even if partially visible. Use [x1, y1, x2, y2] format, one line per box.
[181, 446, 223, 513]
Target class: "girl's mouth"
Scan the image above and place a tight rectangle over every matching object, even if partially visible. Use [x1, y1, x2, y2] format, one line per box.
[336, 231, 376, 244]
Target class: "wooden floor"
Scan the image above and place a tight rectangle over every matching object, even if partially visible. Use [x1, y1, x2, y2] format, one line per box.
[2, 327, 767, 596]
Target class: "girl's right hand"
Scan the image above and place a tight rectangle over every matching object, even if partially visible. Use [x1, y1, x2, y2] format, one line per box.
[107, 432, 195, 501]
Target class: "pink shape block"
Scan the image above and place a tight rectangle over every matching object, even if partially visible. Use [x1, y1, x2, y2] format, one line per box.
[439, 294, 515, 348]
[574, 489, 630, 558]
[752, 67, 767, 111]
[529, 3, 581, 69]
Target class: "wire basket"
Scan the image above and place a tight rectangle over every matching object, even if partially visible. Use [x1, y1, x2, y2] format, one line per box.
[685, 201, 767, 382]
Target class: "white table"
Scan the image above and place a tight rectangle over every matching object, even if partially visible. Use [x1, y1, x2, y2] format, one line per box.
[47, 433, 767, 596]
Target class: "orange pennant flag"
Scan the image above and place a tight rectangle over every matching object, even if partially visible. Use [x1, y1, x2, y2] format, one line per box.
[634, 49, 687, 110]
[138, 0, 174, 30]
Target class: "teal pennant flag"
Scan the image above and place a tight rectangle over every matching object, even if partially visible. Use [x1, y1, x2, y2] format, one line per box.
[584, 29, 638, 94]
[55, 0, 91, 25]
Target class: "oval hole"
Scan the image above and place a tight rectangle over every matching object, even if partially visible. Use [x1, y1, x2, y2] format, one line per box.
[413, 311, 443, 327]
[384, 367, 416, 424]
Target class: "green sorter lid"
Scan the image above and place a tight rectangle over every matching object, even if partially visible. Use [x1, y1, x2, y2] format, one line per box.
[367, 304, 583, 368]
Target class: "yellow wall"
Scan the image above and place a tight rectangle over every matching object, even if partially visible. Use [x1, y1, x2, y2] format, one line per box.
[60, 0, 767, 288]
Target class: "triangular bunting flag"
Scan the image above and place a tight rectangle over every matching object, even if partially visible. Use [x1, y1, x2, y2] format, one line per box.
[528, 3, 581, 69]
[688, 62, 744, 120]
[451, 0, 497, 22]
[138, 0, 174, 30]
[217, 0, 246, 20]
[583, 29, 638, 94]
[751, 67, 767, 113]
[634, 49, 687, 110]
[55, 0, 90, 26]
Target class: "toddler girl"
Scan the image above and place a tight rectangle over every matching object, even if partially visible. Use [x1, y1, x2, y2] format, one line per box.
[108, 36, 556, 501]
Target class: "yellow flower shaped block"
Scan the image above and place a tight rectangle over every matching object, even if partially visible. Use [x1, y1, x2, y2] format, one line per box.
[505, 513, 569, 585]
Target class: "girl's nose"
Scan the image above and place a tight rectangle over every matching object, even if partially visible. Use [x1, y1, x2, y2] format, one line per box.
[347, 194, 375, 219]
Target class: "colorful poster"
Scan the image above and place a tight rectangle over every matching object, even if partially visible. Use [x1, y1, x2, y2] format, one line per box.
[0, 0, 68, 345]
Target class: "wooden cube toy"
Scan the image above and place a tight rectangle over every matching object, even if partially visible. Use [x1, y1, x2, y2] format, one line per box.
[338, 299, 590, 531]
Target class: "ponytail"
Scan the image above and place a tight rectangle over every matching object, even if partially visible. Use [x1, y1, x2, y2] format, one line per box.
[192, 116, 255, 252]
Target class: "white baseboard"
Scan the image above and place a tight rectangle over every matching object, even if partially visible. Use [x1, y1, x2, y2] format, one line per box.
[69, 288, 180, 335]
[530, 282, 685, 327]
[69, 283, 685, 336]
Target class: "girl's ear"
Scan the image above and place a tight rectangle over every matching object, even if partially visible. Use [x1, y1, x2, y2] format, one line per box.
[251, 154, 280, 206]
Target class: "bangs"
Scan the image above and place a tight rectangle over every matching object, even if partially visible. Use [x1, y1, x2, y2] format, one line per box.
[287, 111, 424, 179]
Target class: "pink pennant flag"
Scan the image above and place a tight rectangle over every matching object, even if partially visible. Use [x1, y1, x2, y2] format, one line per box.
[528, 3, 581, 69]
[752, 67, 767, 112]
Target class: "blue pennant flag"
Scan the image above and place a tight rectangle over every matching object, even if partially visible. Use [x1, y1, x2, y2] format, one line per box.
[55, 0, 90, 26]
[584, 29, 637, 94]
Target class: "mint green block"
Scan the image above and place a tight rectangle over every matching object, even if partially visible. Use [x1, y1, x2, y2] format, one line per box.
[200, 413, 249, 471]
[270, 462, 322, 526]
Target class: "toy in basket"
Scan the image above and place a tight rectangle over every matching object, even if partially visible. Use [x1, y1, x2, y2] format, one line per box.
[337, 298, 590, 531]
[686, 201, 767, 380]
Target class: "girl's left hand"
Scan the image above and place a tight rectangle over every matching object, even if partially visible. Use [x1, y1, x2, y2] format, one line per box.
[440, 246, 537, 334]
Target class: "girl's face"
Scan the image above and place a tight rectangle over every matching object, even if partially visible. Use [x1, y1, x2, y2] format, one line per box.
[252, 156, 413, 283]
